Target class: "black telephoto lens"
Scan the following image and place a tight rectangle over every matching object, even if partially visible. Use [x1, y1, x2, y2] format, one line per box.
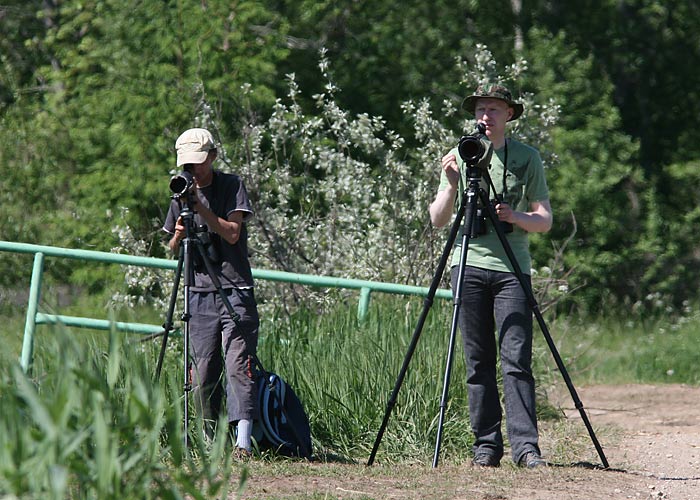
[169, 170, 194, 195]
[458, 136, 485, 162]
[457, 122, 489, 164]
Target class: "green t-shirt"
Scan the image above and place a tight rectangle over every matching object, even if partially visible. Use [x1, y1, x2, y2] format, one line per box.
[438, 138, 549, 274]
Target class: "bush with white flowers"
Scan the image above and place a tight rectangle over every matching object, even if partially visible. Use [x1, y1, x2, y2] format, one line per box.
[112, 46, 560, 312]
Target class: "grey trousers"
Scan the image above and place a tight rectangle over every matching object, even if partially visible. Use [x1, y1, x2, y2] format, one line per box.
[450, 265, 540, 464]
[188, 288, 260, 428]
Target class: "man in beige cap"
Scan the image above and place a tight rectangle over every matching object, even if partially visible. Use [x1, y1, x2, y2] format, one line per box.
[163, 128, 259, 457]
[429, 84, 552, 469]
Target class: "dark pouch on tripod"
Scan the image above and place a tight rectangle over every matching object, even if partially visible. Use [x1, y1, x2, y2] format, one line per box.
[193, 231, 222, 271]
[205, 232, 222, 264]
[470, 203, 513, 238]
[471, 207, 488, 238]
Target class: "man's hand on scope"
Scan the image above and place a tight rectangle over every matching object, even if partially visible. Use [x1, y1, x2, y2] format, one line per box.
[441, 153, 460, 188]
[172, 217, 185, 245]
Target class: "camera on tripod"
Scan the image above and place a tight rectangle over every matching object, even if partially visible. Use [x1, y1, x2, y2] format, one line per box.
[458, 123, 513, 236]
[457, 122, 491, 169]
[167, 170, 222, 266]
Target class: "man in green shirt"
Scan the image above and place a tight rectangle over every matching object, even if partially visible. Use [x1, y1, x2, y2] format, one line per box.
[429, 84, 553, 468]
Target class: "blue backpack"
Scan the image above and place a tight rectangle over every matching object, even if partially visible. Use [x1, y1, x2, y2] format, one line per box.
[253, 364, 312, 459]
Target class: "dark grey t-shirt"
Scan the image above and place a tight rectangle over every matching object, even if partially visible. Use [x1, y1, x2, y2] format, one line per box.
[163, 170, 255, 291]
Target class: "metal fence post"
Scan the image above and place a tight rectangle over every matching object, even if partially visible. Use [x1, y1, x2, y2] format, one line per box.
[20, 252, 45, 374]
[358, 287, 371, 321]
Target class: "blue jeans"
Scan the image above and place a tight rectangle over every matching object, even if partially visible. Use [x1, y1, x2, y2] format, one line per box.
[450, 265, 540, 463]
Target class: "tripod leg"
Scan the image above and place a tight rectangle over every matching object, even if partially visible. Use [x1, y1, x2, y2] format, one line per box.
[169, 210, 199, 451]
[480, 191, 609, 469]
[155, 246, 184, 381]
[433, 188, 479, 468]
[368, 187, 471, 466]
[181, 237, 195, 451]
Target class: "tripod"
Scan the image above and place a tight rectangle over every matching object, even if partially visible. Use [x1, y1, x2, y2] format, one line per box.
[368, 161, 609, 469]
[154, 197, 242, 449]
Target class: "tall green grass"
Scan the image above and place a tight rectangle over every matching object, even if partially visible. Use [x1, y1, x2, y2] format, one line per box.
[2, 291, 700, 497]
[253, 295, 567, 464]
[256, 297, 475, 463]
[0, 328, 240, 499]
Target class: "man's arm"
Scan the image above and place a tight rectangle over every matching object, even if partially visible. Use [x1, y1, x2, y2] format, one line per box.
[168, 222, 183, 254]
[195, 203, 244, 245]
[167, 206, 245, 254]
[496, 199, 553, 233]
[429, 186, 458, 227]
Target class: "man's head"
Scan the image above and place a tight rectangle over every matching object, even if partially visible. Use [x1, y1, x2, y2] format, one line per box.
[175, 128, 217, 167]
[461, 84, 523, 122]
[176, 128, 218, 187]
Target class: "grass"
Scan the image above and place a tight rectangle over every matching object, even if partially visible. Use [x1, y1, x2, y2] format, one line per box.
[256, 297, 476, 463]
[0, 328, 240, 499]
[542, 309, 700, 385]
[1, 287, 700, 498]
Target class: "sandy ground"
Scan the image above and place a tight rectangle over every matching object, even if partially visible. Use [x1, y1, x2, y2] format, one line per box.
[236, 384, 700, 500]
[554, 384, 700, 500]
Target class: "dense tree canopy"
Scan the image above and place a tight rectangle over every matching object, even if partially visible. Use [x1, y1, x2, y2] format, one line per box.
[1, 0, 698, 313]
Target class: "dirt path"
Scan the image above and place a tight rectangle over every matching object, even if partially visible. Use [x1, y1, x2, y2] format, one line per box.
[554, 384, 700, 500]
[238, 384, 700, 500]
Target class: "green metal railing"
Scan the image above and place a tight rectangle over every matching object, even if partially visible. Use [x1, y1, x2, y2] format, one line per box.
[0, 240, 451, 372]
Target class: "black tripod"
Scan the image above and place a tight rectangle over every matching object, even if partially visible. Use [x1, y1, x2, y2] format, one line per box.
[368, 152, 609, 469]
[155, 197, 242, 449]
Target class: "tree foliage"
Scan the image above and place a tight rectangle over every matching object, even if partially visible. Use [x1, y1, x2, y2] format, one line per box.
[1, 0, 288, 287]
[531, 0, 700, 170]
[1, 0, 699, 313]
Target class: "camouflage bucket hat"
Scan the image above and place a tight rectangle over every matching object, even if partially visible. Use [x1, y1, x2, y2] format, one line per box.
[461, 84, 524, 121]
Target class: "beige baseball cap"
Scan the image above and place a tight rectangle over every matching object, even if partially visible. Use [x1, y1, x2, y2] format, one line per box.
[175, 128, 216, 167]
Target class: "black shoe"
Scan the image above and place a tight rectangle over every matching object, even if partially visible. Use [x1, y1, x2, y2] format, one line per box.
[518, 451, 546, 469]
[472, 452, 500, 467]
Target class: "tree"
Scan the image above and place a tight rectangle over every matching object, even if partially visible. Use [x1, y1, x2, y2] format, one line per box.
[3, 0, 697, 313]
[0, 0, 289, 287]
[264, 0, 522, 135]
[522, 29, 644, 309]
[531, 0, 700, 171]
